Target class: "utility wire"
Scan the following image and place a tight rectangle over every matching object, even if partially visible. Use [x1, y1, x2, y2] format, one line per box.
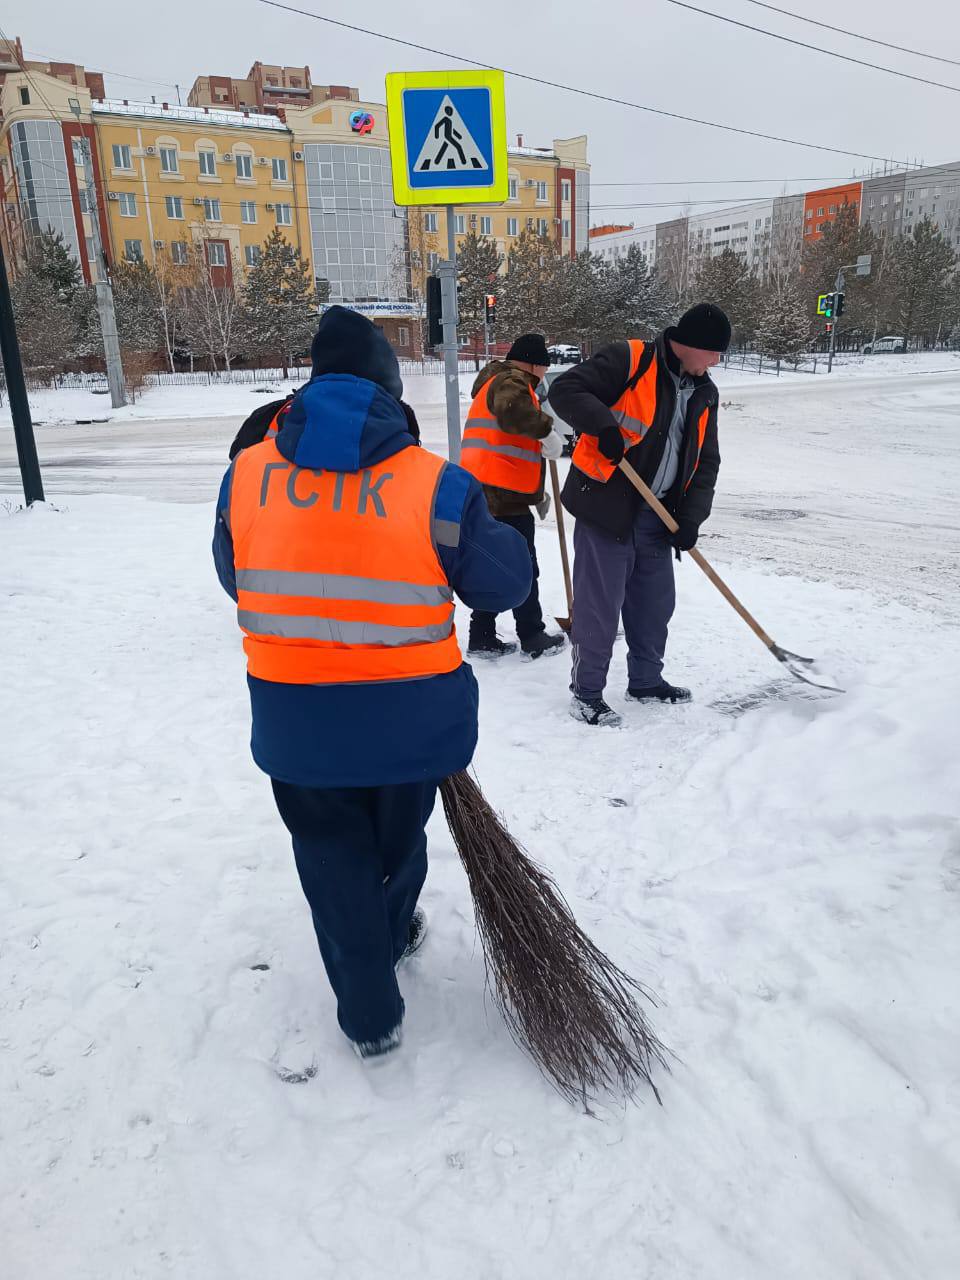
[740, 1, 960, 69]
[255, 0, 920, 168]
[666, 1, 960, 94]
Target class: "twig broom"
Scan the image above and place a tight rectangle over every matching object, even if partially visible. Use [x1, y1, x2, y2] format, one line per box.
[439, 770, 667, 1106]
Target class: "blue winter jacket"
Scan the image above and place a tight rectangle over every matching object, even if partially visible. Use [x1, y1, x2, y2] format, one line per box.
[213, 374, 532, 787]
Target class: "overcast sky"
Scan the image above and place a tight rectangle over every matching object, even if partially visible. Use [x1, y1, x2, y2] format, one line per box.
[7, 0, 960, 223]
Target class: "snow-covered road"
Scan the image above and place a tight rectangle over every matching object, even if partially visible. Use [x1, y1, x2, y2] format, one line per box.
[2, 365, 959, 1279]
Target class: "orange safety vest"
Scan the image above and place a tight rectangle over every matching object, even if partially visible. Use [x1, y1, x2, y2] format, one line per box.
[228, 439, 462, 685]
[264, 401, 290, 441]
[460, 380, 543, 494]
[572, 341, 710, 488]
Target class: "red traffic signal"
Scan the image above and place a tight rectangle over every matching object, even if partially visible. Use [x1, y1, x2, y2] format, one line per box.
[484, 294, 497, 325]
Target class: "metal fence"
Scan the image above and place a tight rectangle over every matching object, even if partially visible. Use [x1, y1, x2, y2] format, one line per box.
[12, 358, 478, 394]
[721, 349, 824, 377]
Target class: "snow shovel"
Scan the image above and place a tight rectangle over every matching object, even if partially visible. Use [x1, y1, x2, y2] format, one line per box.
[548, 460, 574, 632]
[617, 459, 842, 693]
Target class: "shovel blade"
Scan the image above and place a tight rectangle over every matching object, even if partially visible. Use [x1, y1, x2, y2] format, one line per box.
[771, 644, 843, 693]
[555, 616, 572, 633]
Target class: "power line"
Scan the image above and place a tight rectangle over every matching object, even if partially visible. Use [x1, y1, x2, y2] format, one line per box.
[665, 1, 960, 94]
[255, 0, 920, 168]
[740, 1, 960, 70]
[22, 49, 183, 91]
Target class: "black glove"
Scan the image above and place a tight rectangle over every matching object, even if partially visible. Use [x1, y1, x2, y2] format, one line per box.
[672, 521, 698, 561]
[597, 424, 625, 464]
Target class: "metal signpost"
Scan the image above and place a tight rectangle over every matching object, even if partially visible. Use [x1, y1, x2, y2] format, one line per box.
[826, 254, 872, 373]
[385, 70, 508, 463]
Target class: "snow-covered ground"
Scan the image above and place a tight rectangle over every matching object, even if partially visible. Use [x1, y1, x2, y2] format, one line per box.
[2, 366, 959, 1278]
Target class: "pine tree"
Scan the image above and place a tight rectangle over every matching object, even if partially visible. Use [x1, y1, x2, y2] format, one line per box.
[694, 248, 760, 345]
[611, 245, 673, 342]
[9, 265, 75, 377]
[802, 204, 877, 341]
[240, 229, 318, 374]
[24, 228, 83, 300]
[498, 230, 560, 338]
[112, 260, 163, 354]
[455, 231, 502, 355]
[888, 218, 957, 347]
[756, 278, 811, 368]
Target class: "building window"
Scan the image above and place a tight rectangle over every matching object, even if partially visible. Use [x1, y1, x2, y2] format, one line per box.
[561, 180, 571, 202]
[537, 218, 549, 236]
[207, 242, 227, 267]
[171, 240, 189, 264]
[203, 197, 222, 221]
[19, 87, 30, 106]
[828, 204, 836, 214]
[480, 216, 492, 235]
[816, 222, 823, 232]
[398, 326, 410, 347]
[455, 214, 465, 234]
[536, 181, 548, 202]
[118, 192, 138, 217]
[198, 149, 217, 177]
[235, 153, 253, 179]
[805, 209, 813, 219]
[245, 244, 261, 266]
[275, 203, 292, 226]
[124, 239, 143, 262]
[427, 252, 439, 272]
[159, 146, 178, 174]
[817, 206, 824, 216]
[165, 195, 183, 219]
[72, 138, 85, 165]
[508, 178, 518, 200]
[424, 212, 438, 232]
[113, 144, 132, 170]
[240, 200, 257, 223]
[562, 219, 571, 238]
[290, 77, 301, 88]
[272, 157, 289, 182]
[506, 218, 518, 237]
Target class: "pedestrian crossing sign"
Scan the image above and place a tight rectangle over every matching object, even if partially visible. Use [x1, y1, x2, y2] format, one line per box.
[385, 70, 508, 206]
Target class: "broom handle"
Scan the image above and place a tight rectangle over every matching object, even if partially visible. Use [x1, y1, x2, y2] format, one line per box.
[617, 458, 777, 652]
[549, 460, 574, 615]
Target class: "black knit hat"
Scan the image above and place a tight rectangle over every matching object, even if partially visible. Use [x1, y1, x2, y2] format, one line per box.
[674, 303, 732, 353]
[506, 333, 550, 365]
[311, 305, 403, 398]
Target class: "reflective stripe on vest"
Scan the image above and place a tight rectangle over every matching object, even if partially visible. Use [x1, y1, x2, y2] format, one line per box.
[572, 341, 654, 483]
[228, 440, 462, 685]
[460, 380, 543, 494]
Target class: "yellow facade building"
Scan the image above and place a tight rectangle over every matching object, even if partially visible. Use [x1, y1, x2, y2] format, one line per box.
[0, 64, 589, 357]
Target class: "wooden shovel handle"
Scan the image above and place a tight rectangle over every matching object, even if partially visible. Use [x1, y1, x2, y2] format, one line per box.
[549, 460, 574, 615]
[617, 459, 776, 652]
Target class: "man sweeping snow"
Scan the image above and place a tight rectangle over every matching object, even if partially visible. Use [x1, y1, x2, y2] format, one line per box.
[549, 303, 729, 727]
[212, 307, 531, 1059]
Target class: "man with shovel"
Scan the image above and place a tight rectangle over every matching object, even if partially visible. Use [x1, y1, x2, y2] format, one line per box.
[460, 333, 568, 661]
[550, 303, 730, 727]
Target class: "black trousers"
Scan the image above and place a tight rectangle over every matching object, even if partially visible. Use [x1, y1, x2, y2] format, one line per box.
[469, 511, 545, 644]
[271, 779, 437, 1045]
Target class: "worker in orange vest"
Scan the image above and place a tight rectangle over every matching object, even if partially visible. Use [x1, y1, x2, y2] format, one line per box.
[550, 304, 729, 727]
[213, 307, 532, 1059]
[459, 333, 567, 661]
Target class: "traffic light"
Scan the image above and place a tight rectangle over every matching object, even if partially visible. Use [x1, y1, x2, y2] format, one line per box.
[825, 321, 834, 334]
[426, 275, 443, 347]
[484, 294, 497, 327]
[822, 292, 835, 319]
[835, 291, 845, 318]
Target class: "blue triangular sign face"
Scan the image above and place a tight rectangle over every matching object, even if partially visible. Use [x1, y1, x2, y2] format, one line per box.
[411, 96, 488, 175]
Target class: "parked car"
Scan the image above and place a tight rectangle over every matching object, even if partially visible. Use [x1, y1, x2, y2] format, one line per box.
[547, 344, 583, 365]
[862, 336, 907, 354]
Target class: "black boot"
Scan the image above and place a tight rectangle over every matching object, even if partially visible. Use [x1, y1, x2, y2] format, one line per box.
[467, 635, 519, 659]
[569, 695, 623, 727]
[625, 681, 692, 704]
[521, 631, 566, 660]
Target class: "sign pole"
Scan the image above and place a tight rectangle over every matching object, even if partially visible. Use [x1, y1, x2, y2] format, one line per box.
[827, 267, 844, 373]
[441, 207, 461, 463]
[0, 238, 45, 505]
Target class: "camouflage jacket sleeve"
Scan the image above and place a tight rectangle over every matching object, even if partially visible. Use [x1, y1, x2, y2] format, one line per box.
[486, 367, 554, 439]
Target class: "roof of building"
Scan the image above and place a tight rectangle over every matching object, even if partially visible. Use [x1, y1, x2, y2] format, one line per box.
[92, 99, 288, 131]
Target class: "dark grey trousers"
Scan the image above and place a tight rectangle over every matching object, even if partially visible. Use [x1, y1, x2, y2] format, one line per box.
[570, 510, 676, 699]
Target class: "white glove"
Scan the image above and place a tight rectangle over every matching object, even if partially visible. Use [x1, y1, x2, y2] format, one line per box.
[540, 428, 565, 461]
[535, 493, 551, 520]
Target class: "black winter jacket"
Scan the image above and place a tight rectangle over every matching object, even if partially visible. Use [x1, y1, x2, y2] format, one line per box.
[548, 331, 720, 542]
